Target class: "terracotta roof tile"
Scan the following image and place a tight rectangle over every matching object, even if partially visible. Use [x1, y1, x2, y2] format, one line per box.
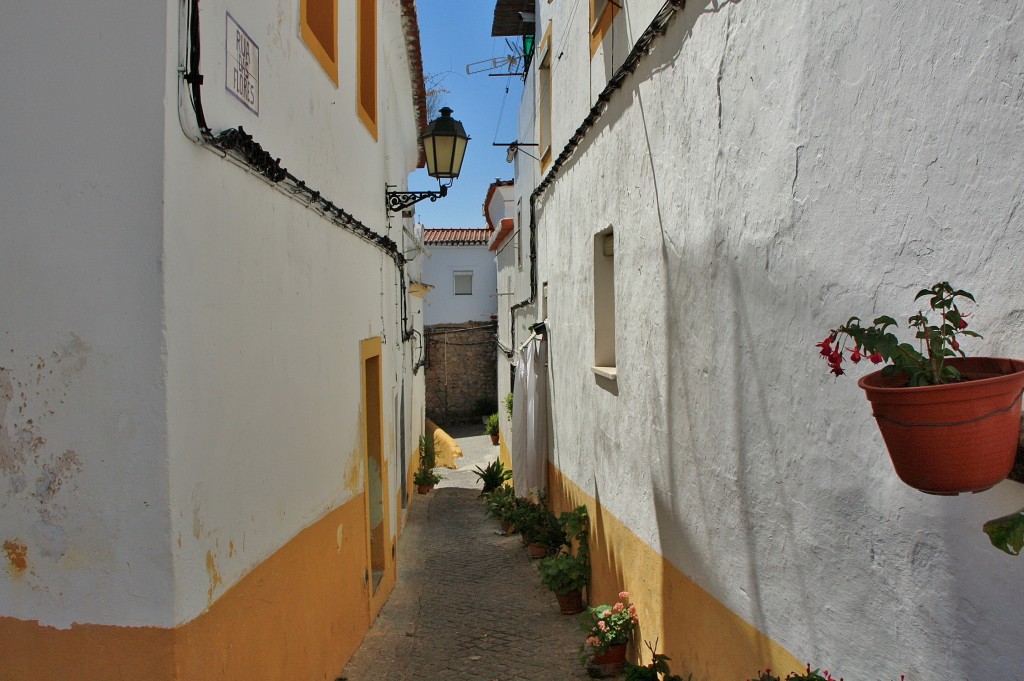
[423, 228, 492, 246]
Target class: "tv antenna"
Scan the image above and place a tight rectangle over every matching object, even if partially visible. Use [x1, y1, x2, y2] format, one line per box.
[465, 54, 522, 76]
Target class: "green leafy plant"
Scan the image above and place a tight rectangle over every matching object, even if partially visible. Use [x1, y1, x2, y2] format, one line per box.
[818, 282, 981, 385]
[504, 392, 514, 419]
[510, 500, 565, 550]
[485, 413, 500, 437]
[414, 432, 441, 487]
[413, 466, 441, 487]
[539, 553, 589, 595]
[625, 641, 688, 681]
[483, 485, 518, 523]
[474, 459, 512, 494]
[580, 592, 638, 662]
[418, 433, 437, 469]
[983, 507, 1024, 556]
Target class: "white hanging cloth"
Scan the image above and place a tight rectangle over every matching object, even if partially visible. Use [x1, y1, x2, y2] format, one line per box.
[511, 336, 548, 498]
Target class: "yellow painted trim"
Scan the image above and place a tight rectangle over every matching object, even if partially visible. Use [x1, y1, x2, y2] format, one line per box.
[498, 430, 513, 484]
[537, 22, 553, 169]
[589, 0, 619, 57]
[360, 336, 394, 620]
[356, 0, 379, 140]
[0, 496, 372, 681]
[547, 463, 802, 681]
[300, 0, 339, 86]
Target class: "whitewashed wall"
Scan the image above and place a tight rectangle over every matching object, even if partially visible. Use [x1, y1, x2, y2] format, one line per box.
[526, 0, 1024, 678]
[422, 244, 498, 324]
[163, 0, 423, 624]
[0, 0, 424, 632]
[0, 3, 173, 628]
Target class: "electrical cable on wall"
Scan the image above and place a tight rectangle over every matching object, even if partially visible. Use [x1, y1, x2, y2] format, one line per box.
[178, 0, 418, 346]
[510, 0, 686, 348]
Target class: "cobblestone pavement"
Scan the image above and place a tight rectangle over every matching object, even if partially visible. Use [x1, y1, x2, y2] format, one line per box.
[342, 428, 591, 681]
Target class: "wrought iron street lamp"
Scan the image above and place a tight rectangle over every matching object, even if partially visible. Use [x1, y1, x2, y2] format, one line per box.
[386, 107, 470, 214]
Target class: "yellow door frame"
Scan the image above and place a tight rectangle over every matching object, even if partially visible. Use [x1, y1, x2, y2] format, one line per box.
[360, 337, 394, 620]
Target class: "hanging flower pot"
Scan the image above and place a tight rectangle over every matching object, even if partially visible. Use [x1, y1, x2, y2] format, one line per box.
[859, 357, 1024, 495]
[819, 283, 1024, 495]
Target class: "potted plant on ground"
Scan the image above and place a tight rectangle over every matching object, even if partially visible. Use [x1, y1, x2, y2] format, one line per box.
[483, 484, 518, 534]
[474, 459, 512, 494]
[538, 505, 590, 613]
[539, 553, 589, 614]
[485, 413, 500, 445]
[579, 592, 639, 677]
[818, 282, 1024, 495]
[413, 466, 442, 494]
[511, 501, 564, 557]
[414, 433, 442, 494]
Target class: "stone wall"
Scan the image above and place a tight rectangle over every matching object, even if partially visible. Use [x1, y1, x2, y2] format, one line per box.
[424, 321, 498, 426]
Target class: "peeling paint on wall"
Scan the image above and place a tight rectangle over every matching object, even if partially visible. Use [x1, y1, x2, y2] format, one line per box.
[3, 539, 29, 575]
[345, 446, 363, 493]
[206, 551, 222, 604]
[1, 338, 90, 579]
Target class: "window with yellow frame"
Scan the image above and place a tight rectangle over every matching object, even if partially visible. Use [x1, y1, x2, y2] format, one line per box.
[357, 0, 378, 139]
[590, 0, 619, 56]
[300, 0, 338, 85]
[537, 23, 552, 171]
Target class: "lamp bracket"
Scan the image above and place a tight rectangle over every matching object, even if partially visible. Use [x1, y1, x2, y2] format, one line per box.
[385, 184, 448, 213]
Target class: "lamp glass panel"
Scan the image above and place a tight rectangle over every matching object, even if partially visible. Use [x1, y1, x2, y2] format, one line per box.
[430, 135, 457, 178]
[449, 137, 468, 177]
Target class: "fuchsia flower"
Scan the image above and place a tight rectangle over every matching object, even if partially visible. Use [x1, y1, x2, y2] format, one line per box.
[817, 282, 981, 386]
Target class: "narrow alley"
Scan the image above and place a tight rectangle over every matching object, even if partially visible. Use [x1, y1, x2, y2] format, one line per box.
[342, 427, 590, 681]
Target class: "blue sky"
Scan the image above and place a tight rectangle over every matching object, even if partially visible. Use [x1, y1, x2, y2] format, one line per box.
[410, 1, 523, 229]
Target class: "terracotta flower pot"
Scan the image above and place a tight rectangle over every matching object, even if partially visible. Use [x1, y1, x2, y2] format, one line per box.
[555, 590, 584, 615]
[527, 542, 548, 559]
[858, 357, 1024, 495]
[588, 643, 627, 677]
[490, 434, 499, 445]
[417, 484, 433, 495]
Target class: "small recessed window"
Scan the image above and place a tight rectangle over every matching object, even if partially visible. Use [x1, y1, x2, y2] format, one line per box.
[537, 23, 553, 170]
[300, 0, 338, 85]
[453, 271, 473, 296]
[357, 0, 378, 138]
[590, 0, 619, 57]
[593, 228, 616, 380]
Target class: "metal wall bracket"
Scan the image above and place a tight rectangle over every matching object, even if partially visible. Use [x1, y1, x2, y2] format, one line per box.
[385, 185, 447, 213]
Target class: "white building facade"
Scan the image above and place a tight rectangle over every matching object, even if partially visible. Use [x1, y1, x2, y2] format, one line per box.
[421, 227, 499, 324]
[0, 1, 430, 678]
[499, 0, 1024, 679]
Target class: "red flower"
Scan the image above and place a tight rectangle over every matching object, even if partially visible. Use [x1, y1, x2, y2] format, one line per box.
[951, 339, 960, 351]
[957, 318, 968, 329]
[849, 347, 862, 364]
[869, 352, 883, 364]
[815, 335, 835, 357]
